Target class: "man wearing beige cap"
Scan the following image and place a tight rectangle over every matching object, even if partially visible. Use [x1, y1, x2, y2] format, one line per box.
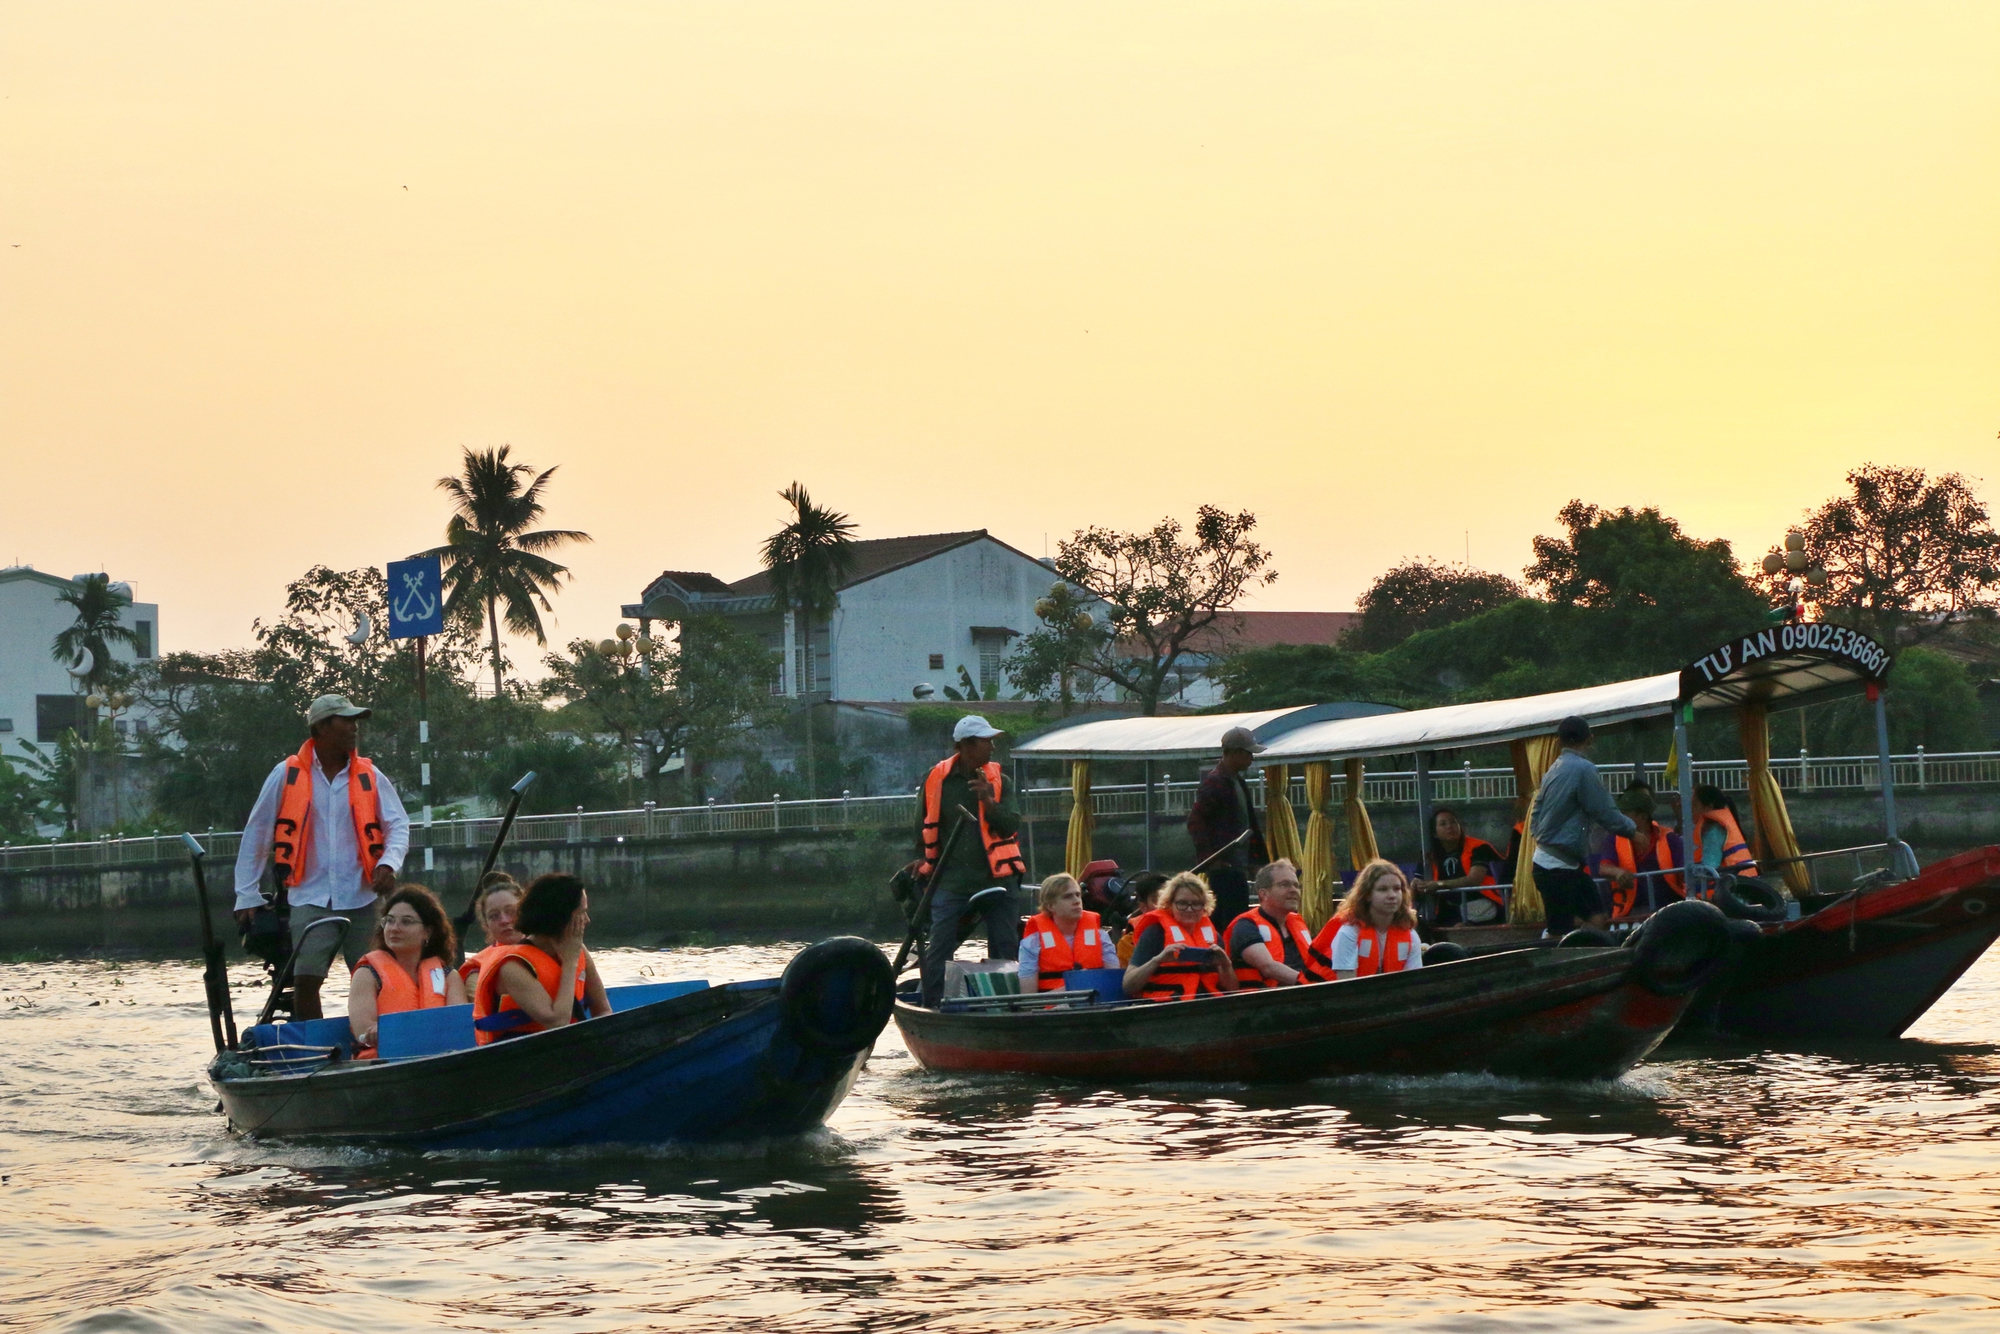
[1186, 725, 1269, 930]
[232, 694, 410, 1019]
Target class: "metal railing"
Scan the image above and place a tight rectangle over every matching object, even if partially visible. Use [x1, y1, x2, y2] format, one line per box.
[3, 749, 1995, 873]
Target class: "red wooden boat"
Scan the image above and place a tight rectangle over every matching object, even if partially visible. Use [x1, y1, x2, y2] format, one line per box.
[894, 901, 1734, 1082]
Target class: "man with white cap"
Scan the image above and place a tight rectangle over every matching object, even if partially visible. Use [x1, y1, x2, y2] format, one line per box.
[912, 714, 1027, 1006]
[233, 693, 410, 1019]
[1186, 724, 1269, 930]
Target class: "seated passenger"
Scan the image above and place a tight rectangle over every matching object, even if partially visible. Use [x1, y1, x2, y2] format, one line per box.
[1411, 808, 1504, 926]
[1018, 874, 1109, 992]
[1692, 785, 1759, 878]
[1313, 860, 1425, 979]
[1122, 872, 1238, 1000]
[1116, 871, 1170, 966]
[348, 885, 467, 1057]
[471, 873, 613, 1044]
[1225, 859, 1333, 988]
[1590, 784, 1685, 917]
[458, 872, 524, 992]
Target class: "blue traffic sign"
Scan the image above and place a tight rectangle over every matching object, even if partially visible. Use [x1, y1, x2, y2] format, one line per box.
[386, 555, 445, 639]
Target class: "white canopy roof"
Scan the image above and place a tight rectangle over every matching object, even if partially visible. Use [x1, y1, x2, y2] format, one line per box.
[1258, 673, 1680, 763]
[1012, 702, 1399, 763]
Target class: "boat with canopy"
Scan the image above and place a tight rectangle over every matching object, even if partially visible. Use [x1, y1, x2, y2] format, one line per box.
[1012, 622, 2000, 1043]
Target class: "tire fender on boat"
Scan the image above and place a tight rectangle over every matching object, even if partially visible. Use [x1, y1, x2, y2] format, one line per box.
[1628, 899, 1733, 997]
[1558, 928, 1616, 948]
[1422, 941, 1470, 965]
[1714, 875, 1789, 924]
[780, 937, 896, 1055]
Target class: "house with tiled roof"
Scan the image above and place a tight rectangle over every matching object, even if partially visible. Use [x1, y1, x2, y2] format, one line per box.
[625, 530, 1058, 704]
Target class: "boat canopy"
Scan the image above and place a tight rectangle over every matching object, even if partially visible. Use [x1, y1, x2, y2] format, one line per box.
[1011, 701, 1401, 763]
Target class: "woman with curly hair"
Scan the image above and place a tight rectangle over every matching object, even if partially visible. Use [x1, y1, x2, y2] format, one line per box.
[1312, 859, 1424, 979]
[347, 884, 466, 1056]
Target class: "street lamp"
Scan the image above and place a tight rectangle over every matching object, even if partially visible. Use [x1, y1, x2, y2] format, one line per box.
[1760, 530, 1827, 623]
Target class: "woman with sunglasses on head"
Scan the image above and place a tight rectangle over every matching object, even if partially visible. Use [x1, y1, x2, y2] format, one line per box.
[471, 873, 613, 1044]
[457, 871, 525, 993]
[348, 884, 466, 1058]
[1121, 871, 1238, 1000]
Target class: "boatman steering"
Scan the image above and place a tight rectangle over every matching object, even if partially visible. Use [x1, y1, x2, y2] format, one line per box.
[914, 715, 1027, 1008]
[1186, 725, 1269, 932]
[233, 694, 411, 1020]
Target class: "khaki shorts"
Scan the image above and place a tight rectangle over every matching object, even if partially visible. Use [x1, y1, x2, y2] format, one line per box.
[289, 901, 375, 979]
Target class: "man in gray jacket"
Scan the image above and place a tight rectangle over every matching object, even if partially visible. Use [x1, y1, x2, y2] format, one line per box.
[1528, 715, 1637, 937]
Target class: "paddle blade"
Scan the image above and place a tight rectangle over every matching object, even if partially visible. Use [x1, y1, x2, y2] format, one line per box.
[511, 770, 538, 796]
[180, 832, 206, 858]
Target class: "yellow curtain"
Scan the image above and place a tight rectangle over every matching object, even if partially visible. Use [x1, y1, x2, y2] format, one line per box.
[1263, 764, 1304, 872]
[1301, 761, 1337, 929]
[1739, 703, 1808, 896]
[1508, 735, 1564, 925]
[1064, 759, 1094, 878]
[1342, 758, 1379, 869]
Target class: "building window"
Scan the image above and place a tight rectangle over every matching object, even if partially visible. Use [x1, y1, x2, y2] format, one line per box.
[36, 695, 89, 743]
[928, 653, 944, 671]
[134, 620, 154, 658]
[0, 718, 13, 733]
[978, 643, 1003, 697]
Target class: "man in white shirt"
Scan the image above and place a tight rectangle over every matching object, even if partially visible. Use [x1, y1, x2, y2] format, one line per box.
[233, 694, 410, 1019]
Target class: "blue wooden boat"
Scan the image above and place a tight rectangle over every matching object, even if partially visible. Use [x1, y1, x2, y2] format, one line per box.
[208, 937, 895, 1149]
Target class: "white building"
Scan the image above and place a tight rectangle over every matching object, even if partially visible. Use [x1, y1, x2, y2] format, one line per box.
[626, 530, 1056, 703]
[0, 567, 161, 762]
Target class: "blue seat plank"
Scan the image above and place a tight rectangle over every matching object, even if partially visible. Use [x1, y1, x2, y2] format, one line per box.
[378, 1003, 476, 1059]
[606, 980, 707, 1012]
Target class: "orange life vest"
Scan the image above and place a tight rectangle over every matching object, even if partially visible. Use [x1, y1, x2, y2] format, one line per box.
[353, 949, 451, 1059]
[917, 758, 1027, 882]
[271, 739, 387, 888]
[471, 942, 590, 1045]
[458, 942, 509, 985]
[1140, 917, 1224, 1001]
[1608, 827, 1683, 916]
[1025, 910, 1107, 991]
[1226, 908, 1332, 987]
[1431, 835, 1505, 915]
[1312, 919, 1418, 976]
[1694, 806, 1758, 878]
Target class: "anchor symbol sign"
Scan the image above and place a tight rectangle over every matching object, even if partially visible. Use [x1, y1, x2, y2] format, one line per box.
[385, 555, 445, 640]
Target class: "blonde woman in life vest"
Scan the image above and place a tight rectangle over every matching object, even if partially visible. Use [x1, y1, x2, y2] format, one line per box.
[1313, 860, 1425, 979]
[1018, 874, 1109, 992]
[347, 885, 467, 1057]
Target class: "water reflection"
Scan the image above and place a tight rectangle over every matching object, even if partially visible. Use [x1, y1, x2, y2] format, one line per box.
[7, 947, 2000, 1333]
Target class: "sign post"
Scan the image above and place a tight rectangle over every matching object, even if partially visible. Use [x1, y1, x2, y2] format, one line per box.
[387, 556, 445, 873]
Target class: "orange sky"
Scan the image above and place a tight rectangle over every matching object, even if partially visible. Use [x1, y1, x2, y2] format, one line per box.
[4, 3, 1997, 665]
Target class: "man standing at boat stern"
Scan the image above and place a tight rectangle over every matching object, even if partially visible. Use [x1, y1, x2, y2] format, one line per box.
[233, 694, 410, 1020]
[1187, 726, 1269, 931]
[915, 715, 1027, 1008]
[1528, 716, 1635, 938]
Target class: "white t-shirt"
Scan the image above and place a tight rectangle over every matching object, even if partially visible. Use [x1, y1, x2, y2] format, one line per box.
[1326, 921, 1424, 973]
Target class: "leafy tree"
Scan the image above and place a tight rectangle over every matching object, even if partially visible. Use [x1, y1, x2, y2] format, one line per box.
[12, 734, 83, 834]
[1345, 560, 1523, 652]
[480, 734, 626, 815]
[425, 444, 591, 694]
[1796, 647, 1986, 756]
[0, 750, 48, 840]
[1763, 465, 2000, 642]
[1004, 581, 1106, 714]
[1209, 642, 1418, 712]
[541, 614, 781, 802]
[1010, 506, 1275, 716]
[51, 573, 142, 689]
[760, 482, 857, 797]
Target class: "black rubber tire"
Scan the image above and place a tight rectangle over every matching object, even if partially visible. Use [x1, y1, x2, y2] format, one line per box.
[1422, 940, 1470, 965]
[1715, 876, 1789, 924]
[780, 936, 896, 1056]
[1629, 899, 1734, 996]
[1558, 928, 1616, 948]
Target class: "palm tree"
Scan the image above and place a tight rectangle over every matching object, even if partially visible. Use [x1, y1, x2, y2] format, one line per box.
[52, 574, 141, 690]
[761, 483, 857, 797]
[425, 445, 592, 695]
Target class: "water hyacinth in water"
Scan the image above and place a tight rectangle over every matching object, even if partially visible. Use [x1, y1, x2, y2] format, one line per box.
[5, 944, 2000, 1332]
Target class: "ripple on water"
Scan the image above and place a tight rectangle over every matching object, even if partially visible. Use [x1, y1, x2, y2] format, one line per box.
[2, 947, 1997, 1332]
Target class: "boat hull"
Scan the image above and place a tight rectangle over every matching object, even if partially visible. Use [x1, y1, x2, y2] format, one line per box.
[895, 946, 1703, 1083]
[212, 979, 873, 1149]
[1685, 845, 2000, 1041]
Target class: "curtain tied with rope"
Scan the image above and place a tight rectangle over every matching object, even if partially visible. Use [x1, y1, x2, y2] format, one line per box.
[1263, 764, 1305, 874]
[1739, 703, 1808, 896]
[1342, 759, 1379, 871]
[1300, 761, 1337, 930]
[1507, 736, 1563, 925]
[1064, 759, 1094, 879]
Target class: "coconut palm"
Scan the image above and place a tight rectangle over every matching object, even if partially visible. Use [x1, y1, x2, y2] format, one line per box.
[761, 483, 856, 797]
[52, 574, 141, 690]
[425, 445, 592, 695]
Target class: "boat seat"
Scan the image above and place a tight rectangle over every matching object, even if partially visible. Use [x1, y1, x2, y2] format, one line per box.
[606, 980, 708, 1011]
[370, 981, 712, 1060]
[945, 960, 1022, 999]
[240, 1016, 356, 1074]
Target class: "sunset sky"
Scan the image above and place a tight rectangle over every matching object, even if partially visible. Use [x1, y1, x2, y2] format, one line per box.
[4, 3, 1996, 665]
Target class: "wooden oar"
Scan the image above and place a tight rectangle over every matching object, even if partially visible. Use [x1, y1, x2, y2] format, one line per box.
[889, 806, 974, 977]
[452, 770, 537, 963]
[182, 833, 238, 1054]
[1187, 828, 1252, 878]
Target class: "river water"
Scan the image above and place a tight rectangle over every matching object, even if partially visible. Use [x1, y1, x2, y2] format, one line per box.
[5, 943, 1998, 1334]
